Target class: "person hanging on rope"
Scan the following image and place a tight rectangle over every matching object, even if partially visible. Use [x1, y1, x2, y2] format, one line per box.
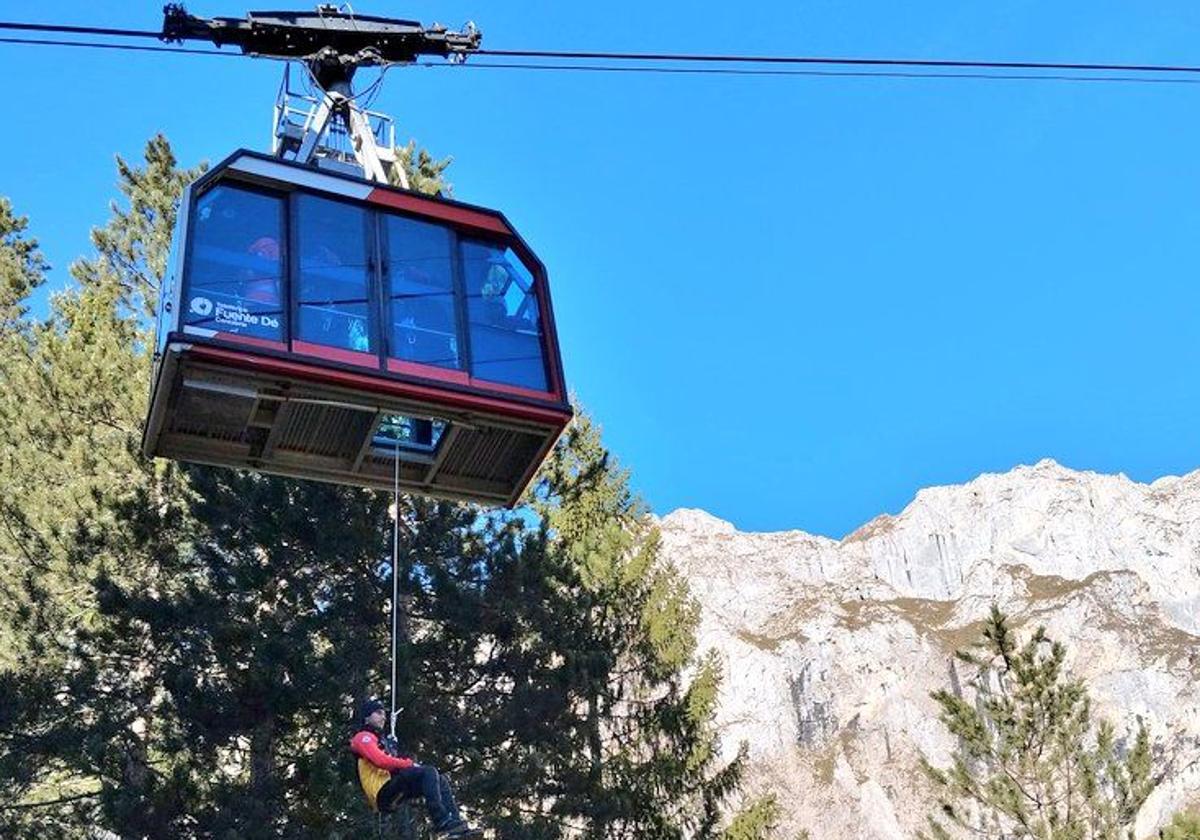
[350, 699, 483, 838]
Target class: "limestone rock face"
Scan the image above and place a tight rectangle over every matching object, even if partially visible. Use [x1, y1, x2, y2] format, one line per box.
[658, 461, 1200, 839]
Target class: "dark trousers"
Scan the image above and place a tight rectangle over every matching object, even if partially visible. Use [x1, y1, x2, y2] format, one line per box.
[377, 764, 461, 826]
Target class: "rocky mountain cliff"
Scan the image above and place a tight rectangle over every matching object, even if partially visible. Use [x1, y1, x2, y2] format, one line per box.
[657, 459, 1200, 839]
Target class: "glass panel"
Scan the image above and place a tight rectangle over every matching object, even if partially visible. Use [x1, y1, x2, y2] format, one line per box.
[184, 184, 285, 342]
[461, 240, 548, 391]
[295, 194, 373, 354]
[374, 414, 447, 453]
[384, 214, 460, 369]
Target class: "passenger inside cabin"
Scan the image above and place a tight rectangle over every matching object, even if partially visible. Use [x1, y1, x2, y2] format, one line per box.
[244, 236, 282, 306]
[459, 242, 548, 391]
[295, 197, 373, 355]
[385, 215, 460, 370]
[393, 295, 459, 368]
[478, 260, 512, 327]
[186, 185, 284, 342]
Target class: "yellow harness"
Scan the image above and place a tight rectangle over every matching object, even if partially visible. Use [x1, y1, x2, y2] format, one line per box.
[358, 756, 391, 811]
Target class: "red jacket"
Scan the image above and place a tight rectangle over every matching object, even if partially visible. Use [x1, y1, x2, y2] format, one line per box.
[350, 729, 415, 772]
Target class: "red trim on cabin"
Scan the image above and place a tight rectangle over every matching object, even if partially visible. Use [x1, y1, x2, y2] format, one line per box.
[366, 189, 512, 236]
[388, 357, 560, 402]
[292, 340, 380, 369]
[532, 275, 567, 398]
[387, 358, 471, 385]
[216, 332, 288, 352]
[189, 345, 572, 427]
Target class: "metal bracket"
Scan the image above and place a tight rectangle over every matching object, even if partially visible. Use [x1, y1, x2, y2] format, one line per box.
[164, 4, 482, 188]
[344, 97, 395, 185]
[273, 62, 404, 186]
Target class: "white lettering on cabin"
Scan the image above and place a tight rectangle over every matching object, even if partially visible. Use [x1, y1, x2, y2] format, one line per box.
[211, 301, 279, 332]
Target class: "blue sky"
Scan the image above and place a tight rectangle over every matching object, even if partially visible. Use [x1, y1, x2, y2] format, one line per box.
[5, 1, 1200, 537]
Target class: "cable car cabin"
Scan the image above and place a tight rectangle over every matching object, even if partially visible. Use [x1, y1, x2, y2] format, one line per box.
[143, 150, 571, 506]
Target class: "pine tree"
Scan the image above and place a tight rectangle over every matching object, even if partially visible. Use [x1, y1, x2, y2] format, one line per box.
[0, 136, 208, 836]
[0, 196, 49, 665]
[0, 197, 47, 330]
[0, 135, 201, 636]
[920, 606, 1155, 840]
[452, 413, 755, 839]
[350, 412, 771, 839]
[719, 795, 780, 839]
[391, 141, 453, 195]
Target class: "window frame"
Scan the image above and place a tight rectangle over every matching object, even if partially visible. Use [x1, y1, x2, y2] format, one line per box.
[288, 189, 381, 364]
[181, 179, 291, 347]
[377, 208, 469, 374]
[179, 174, 561, 399]
[458, 235, 553, 393]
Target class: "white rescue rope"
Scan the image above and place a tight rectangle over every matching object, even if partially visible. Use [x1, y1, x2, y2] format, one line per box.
[390, 432, 401, 740]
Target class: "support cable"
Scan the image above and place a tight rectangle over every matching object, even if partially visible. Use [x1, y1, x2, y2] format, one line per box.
[0, 20, 162, 39]
[4, 18, 1200, 78]
[477, 47, 1200, 76]
[2, 36, 1198, 85]
[423, 60, 1200, 86]
[0, 35, 237, 57]
[390, 434, 402, 741]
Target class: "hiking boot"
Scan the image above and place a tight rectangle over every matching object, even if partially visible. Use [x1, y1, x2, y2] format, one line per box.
[434, 816, 475, 835]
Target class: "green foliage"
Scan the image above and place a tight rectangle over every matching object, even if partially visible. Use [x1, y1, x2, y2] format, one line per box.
[0, 135, 750, 838]
[89, 134, 203, 318]
[920, 606, 1155, 840]
[514, 413, 745, 838]
[0, 135, 208, 835]
[1163, 810, 1200, 840]
[416, 412, 750, 838]
[392, 140, 453, 195]
[720, 794, 780, 840]
[0, 137, 201, 625]
[0, 196, 47, 329]
[0, 196, 48, 667]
